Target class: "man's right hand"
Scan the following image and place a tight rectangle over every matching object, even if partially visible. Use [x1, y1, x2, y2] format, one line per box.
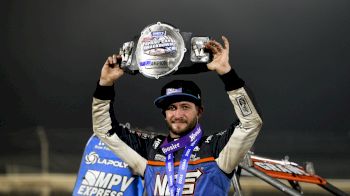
[99, 54, 124, 86]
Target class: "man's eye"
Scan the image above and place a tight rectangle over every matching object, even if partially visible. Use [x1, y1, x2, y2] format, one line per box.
[182, 105, 190, 110]
[167, 105, 176, 111]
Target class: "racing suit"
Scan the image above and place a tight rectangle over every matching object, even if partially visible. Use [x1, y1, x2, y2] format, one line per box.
[92, 70, 262, 195]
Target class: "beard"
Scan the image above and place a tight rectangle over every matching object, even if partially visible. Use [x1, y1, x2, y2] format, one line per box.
[166, 116, 198, 137]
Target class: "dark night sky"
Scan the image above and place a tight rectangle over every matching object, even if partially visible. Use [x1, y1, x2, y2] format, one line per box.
[1, 0, 350, 178]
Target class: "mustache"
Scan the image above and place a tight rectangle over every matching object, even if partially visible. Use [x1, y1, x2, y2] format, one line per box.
[171, 118, 187, 123]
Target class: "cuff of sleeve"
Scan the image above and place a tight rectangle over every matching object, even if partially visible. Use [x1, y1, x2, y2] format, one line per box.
[93, 81, 115, 100]
[219, 69, 245, 91]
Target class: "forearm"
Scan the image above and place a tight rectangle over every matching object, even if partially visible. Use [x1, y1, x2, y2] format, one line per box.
[216, 70, 263, 174]
[92, 85, 147, 176]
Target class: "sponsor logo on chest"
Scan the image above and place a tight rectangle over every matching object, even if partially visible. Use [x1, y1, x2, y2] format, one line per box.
[153, 169, 204, 195]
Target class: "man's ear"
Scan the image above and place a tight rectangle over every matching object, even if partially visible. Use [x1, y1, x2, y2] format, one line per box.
[197, 106, 204, 118]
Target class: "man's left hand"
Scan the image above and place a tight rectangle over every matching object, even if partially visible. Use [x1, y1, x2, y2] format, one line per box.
[205, 36, 232, 75]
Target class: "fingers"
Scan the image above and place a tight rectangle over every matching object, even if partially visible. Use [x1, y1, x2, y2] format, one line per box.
[112, 54, 122, 64]
[107, 56, 113, 65]
[105, 54, 122, 68]
[206, 40, 222, 54]
[222, 36, 229, 51]
[206, 36, 230, 54]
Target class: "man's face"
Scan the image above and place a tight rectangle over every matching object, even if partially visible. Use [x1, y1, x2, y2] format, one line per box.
[164, 101, 202, 138]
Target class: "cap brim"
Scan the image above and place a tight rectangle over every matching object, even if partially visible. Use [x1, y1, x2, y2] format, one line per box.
[154, 93, 200, 108]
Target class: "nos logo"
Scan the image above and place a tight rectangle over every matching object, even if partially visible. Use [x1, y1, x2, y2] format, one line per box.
[154, 169, 203, 195]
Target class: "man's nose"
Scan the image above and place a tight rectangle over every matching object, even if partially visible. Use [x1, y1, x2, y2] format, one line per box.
[173, 108, 184, 117]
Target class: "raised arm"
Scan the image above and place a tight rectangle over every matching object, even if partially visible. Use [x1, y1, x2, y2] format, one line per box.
[92, 54, 147, 176]
[206, 36, 263, 174]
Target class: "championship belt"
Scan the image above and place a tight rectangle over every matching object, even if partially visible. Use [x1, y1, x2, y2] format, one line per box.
[119, 22, 211, 79]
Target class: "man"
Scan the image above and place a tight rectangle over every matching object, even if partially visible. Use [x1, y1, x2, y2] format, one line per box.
[92, 36, 262, 195]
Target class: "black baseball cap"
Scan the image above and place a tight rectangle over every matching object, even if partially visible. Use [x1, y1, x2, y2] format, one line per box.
[154, 80, 202, 109]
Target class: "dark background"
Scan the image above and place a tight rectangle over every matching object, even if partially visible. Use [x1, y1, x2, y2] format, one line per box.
[1, 0, 349, 178]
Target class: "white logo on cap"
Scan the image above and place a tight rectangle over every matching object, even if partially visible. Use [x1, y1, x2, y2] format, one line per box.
[166, 88, 182, 95]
